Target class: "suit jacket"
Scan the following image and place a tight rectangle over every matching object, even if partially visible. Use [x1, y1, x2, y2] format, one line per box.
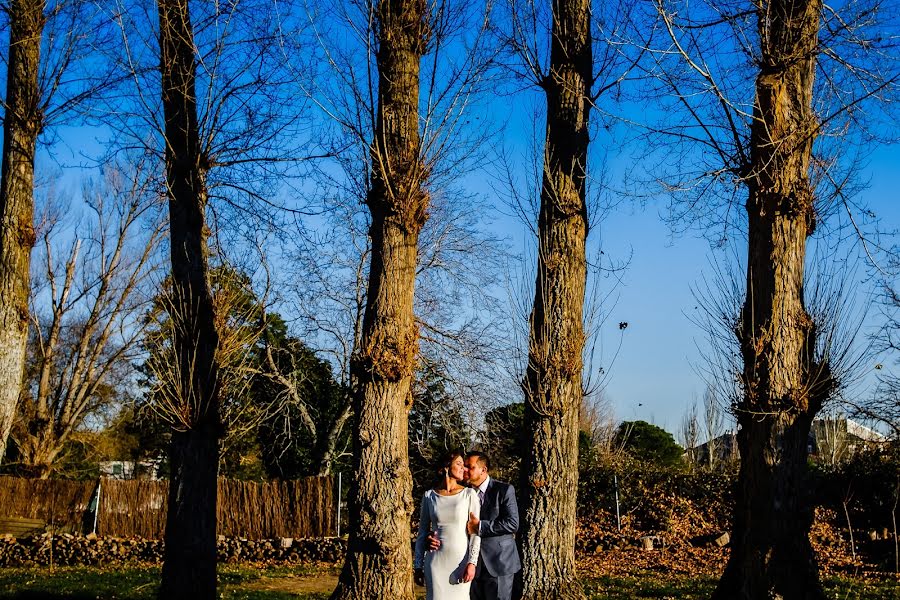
[475, 478, 521, 578]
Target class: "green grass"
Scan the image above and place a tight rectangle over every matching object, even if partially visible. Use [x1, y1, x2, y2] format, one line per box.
[0, 565, 895, 599]
[0, 565, 159, 599]
[0, 565, 330, 600]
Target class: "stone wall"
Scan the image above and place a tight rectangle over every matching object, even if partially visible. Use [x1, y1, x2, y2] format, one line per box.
[0, 533, 346, 567]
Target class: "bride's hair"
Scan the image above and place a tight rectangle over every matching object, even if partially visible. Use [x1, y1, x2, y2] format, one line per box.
[432, 450, 464, 490]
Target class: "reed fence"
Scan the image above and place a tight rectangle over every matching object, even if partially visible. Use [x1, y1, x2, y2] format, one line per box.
[0, 475, 334, 539]
[0, 476, 95, 533]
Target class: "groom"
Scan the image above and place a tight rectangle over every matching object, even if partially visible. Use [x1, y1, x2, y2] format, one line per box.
[429, 451, 521, 600]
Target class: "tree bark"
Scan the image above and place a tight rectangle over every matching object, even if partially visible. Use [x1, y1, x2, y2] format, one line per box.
[157, 0, 221, 598]
[330, 1, 428, 598]
[519, 0, 591, 598]
[0, 0, 44, 464]
[713, 1, 830, 599]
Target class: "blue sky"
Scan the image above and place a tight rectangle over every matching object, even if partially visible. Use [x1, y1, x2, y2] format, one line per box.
[36, 115, 899, 440]
[21, 0, 900, 441]
[578, 145, 900, 434]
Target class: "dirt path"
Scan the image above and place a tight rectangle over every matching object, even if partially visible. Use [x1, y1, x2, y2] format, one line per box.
[240, 573, 427, 597]
[242, 573, 339, 594]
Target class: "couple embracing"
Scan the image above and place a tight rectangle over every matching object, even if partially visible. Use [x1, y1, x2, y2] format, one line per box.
[414, 451, 521, 600]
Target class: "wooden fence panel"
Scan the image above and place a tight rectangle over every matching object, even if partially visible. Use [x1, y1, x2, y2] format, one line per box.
[217, 477, 334, 539]
[0, 476, 94, 533]
[98, 479, 168, 539]
[1, 475, 334, 539]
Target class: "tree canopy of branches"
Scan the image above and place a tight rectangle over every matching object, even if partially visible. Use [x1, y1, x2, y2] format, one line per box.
[644, 0, 900, 596]
[253, 314, 350, 478]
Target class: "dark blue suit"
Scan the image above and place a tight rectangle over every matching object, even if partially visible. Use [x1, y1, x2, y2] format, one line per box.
[472, 478, 520, 600]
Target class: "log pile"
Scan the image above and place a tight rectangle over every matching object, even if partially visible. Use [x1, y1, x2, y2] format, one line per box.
[0, 533, 347, 567]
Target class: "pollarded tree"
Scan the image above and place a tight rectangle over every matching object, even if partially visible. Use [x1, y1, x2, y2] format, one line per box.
[328, 1, 430, 597]
[645, 0, 900, 597]
[494, 0, 647, 594]
[105, 0, 314, 594]
[304, 0, 497, 596]
[155, 0, 221, 595]
[0, 0, 43, 465]
[517, 0, 592, 592]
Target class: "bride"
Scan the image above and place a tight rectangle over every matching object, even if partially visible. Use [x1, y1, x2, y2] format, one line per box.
[414, 451, 481, 600]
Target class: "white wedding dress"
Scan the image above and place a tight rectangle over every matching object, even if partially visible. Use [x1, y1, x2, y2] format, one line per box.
[414, 487, 481, 600]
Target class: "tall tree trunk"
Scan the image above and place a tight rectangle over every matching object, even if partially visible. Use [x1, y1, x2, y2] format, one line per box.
[713, 1, 830, 599]
[157, 0, 220, 598]
[330, 1, 428, 598]
[519, 0, 591, 597]
[0, 0, 44, 464]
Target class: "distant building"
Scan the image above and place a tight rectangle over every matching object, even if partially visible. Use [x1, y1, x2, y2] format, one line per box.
[687, 430, 738, 467]
[687, 417, 887, 466]
[809, 417, 887, 464]
[99, 459, 162, 480]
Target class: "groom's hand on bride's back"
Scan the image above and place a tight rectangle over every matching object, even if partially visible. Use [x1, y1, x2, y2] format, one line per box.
[427, 530, 441, 551]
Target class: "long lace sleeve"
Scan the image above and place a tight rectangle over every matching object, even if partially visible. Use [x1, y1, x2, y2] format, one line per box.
[414, 492, 432, 569]
[466, 488, 481, 565]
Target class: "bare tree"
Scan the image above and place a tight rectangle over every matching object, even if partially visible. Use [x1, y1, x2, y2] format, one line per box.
[152, 0, 223, 595]
[517, 0, 592, 588]
[0, 0, 43, 463]
[102, 0, 316, 593]
[702, 385, 724, 470]
[0, 0, 112, 464]
[679, 400, 700, 465]
[10, 163, 162, 477]
[643, 0, 900, 596]
[812, 410, 850, 466]
[256, 311, 352, 476]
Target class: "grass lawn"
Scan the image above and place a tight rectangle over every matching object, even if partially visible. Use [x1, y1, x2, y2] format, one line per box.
[0, 565, 895, 599]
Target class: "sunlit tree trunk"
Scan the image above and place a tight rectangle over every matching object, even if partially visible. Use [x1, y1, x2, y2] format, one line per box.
[330, 1, 428, 598]
[714, 1, 831, 598]
[157, 0, 221, 597]
[0, 0, 44, 464]
[519, 0, 591, 597]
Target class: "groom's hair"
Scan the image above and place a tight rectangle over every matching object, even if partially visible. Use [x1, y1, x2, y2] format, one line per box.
[466, 451, 490, 471]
